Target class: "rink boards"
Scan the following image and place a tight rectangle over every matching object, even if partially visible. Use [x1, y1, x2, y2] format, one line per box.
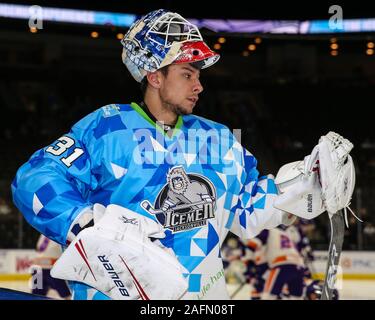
[0, 249, 375, 299]
[1, 249, 375, 280]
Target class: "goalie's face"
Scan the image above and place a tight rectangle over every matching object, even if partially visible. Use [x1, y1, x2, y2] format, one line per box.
[156, 63, 203, 115]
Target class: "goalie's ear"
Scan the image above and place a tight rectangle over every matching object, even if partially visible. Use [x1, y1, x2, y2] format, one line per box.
[146, 71, 163, 89]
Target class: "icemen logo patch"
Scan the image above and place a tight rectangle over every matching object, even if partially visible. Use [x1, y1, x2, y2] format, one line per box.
[141, 166, 216, 232]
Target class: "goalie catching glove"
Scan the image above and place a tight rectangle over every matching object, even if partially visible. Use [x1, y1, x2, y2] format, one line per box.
[273, 131, 355, 219]
[318, 132, 355, 216]
[51, 204, 188, 300]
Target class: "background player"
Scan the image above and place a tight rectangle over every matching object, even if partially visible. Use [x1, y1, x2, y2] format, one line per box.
[241, 232, 268, 299]
[260, 226, 306, 299]
[286, 219, 316, 279]
[30, 234, 71, 299]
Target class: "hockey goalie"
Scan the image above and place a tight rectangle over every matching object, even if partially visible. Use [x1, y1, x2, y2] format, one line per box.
[48, 131, 354, 300]
[11, 8, 356, 300]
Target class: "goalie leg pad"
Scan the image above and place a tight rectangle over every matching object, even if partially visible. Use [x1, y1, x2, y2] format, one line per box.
[51, 205, 188, 300]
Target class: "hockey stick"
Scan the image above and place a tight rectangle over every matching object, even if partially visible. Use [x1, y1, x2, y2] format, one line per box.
[320, 210, 345, 300]
[230, 271, 247, 299]
[141, 199, 212, 215]
[230, 280, 246, 299]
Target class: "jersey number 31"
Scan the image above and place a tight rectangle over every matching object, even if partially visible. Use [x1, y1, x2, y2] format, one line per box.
[46, 136, 84, 168]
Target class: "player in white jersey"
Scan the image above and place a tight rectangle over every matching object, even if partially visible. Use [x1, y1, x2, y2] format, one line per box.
[12, 9, 332, 300]
[30, 234, 71, 299]
[259, 226, 306, 299]
[286, 219, 315, 279]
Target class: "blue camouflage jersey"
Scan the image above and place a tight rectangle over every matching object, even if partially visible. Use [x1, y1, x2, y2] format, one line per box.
[12, 102, 284, 300]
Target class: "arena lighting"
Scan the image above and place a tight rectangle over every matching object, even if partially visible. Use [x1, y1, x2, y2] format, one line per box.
[213, 43, 221, 50]
[2, 3, 375, 33]
[116, 33, 124, 40]
[330, 50, 338, 56]
[187, 18, 375, 34]
[218, 37, 226, 44]
[254, 37, 262, 44]
[90, 31, 99, 38]
[366, 48, 374, 55]
[367, 42, 374, 49]
[0, 2, 137, 27]
[330, 43, 339, 50]
[248, 44, 256, 51]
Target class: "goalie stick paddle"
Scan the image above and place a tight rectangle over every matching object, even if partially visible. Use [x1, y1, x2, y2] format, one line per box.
[321, 210, 345, 300]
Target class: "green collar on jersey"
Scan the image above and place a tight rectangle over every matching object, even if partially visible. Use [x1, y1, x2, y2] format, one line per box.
[130, 102, 183, 137]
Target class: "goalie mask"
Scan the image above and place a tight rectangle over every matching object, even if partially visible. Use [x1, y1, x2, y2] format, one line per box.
[121, 9, 220, 82]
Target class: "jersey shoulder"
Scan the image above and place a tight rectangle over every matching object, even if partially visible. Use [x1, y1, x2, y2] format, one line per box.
[182, 114, 230, 131]
[70, 103, 138, 140]
[73, 104, 133, 127]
